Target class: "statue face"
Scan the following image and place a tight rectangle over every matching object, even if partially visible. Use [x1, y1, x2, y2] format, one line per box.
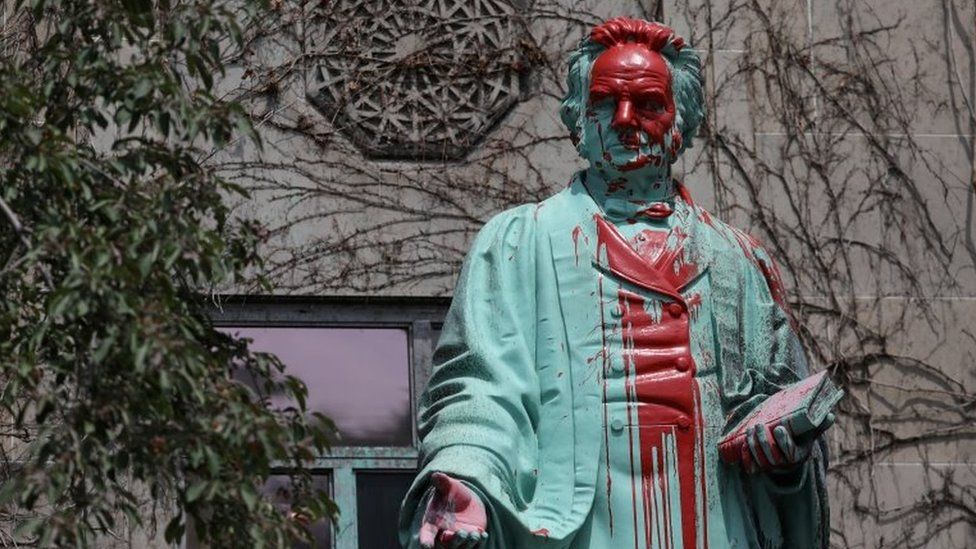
[581, 44, 677, 172]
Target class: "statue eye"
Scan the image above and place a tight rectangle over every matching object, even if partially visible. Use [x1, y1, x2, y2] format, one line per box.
[588, 89, 611, 104]
[638, 98, 663, 112]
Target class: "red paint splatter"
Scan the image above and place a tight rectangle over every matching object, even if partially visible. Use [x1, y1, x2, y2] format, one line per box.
[699, 208, 713, 226]
[668, 129, 683, 158]
[631, 229, 669, 263]
[608, 178, 628, 193]
[620, 153, 663, 172]
[596, 215, 708, 549]
[676, 182, 694, 206]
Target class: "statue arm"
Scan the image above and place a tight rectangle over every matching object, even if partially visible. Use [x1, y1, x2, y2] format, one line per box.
[737, 243, 832, 548]
[399, 206, 541, 548]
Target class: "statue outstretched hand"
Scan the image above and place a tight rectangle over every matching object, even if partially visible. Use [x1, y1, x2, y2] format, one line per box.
[418, 472, 489, 548]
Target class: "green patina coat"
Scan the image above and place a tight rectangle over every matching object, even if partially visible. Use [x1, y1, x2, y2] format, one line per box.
[399, 175, 830, 549]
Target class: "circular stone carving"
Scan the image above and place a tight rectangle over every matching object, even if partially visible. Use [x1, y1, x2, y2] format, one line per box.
[307, 0, 528, 160]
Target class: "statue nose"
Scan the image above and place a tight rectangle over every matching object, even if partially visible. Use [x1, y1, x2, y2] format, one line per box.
[612, 98, 637, 129]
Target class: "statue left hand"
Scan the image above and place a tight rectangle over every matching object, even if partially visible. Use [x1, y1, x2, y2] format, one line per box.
[740, 413, 834, 474]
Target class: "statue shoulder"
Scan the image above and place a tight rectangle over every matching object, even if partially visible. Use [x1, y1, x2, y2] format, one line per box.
[470, 202, 541, 255]
[689, 208, 771, 265]
[475, 182, 581, 244]
[703, 216, 794, 313]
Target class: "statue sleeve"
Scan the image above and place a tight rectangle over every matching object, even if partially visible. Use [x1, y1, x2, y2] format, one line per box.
[398, 205, 542, 548]
[726, 244, 831, 549]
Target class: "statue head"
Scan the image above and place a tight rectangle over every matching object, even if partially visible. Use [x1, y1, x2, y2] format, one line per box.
[560, 18, 705, 175]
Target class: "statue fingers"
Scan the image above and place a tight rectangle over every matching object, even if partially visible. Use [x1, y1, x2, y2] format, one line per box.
[746, 426, 770, 472]
[756, 424, 782, 467]
[456, 523, 488, 545]
[739, 435, 756, 473]
[456, 530, 480, 549]
[772, 424, 797, 462]
[774, 424, 812, 464]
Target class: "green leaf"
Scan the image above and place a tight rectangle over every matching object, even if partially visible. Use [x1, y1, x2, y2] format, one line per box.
[186, 481, 208, 503]
[0, 1, 338, 545]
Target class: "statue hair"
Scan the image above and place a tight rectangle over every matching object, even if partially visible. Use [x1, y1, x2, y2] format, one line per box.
[559, 18, 705, 156]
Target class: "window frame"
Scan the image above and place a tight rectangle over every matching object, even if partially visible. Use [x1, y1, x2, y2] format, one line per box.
[211, 295, 449, 549]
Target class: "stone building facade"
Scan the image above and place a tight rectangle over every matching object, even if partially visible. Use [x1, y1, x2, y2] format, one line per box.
[205, 1, 976, 547]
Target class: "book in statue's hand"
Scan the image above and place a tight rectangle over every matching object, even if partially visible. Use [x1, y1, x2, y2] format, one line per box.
[718, 370, 843, 465]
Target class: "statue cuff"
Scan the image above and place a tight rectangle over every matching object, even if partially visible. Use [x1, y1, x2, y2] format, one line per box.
[422, 444, 507, 502]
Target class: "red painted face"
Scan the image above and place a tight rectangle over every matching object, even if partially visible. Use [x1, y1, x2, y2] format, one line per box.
[588, 44, 676, 149]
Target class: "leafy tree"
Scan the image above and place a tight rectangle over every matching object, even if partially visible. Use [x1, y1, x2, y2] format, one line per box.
[0, 0, 335, 546]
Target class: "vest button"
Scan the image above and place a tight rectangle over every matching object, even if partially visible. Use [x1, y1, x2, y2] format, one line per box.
[612, 362, 625, 374]
[668, 303, 684, 318]
[610, 419, 625, 433]
[677, 416, 691, 430]
[676, 357, 690, 372]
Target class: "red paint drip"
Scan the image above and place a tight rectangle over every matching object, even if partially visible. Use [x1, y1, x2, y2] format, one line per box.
[686, 293, 703, 320]
[571, 225, 588, 266]
[618, 293, 703, 549]
[596, 216, 708, 549]
[669, 129, 683, 158]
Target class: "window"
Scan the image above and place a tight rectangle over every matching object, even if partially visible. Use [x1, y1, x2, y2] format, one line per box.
[222, 326, 413, 447]
[355, 471, 416, 548]
[210, 297, 448, 549]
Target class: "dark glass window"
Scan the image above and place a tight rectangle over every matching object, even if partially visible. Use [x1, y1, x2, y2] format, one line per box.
[263, 474, 333, 549]
[356, 471, 417, 549]
[222, 327, 413, 446]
